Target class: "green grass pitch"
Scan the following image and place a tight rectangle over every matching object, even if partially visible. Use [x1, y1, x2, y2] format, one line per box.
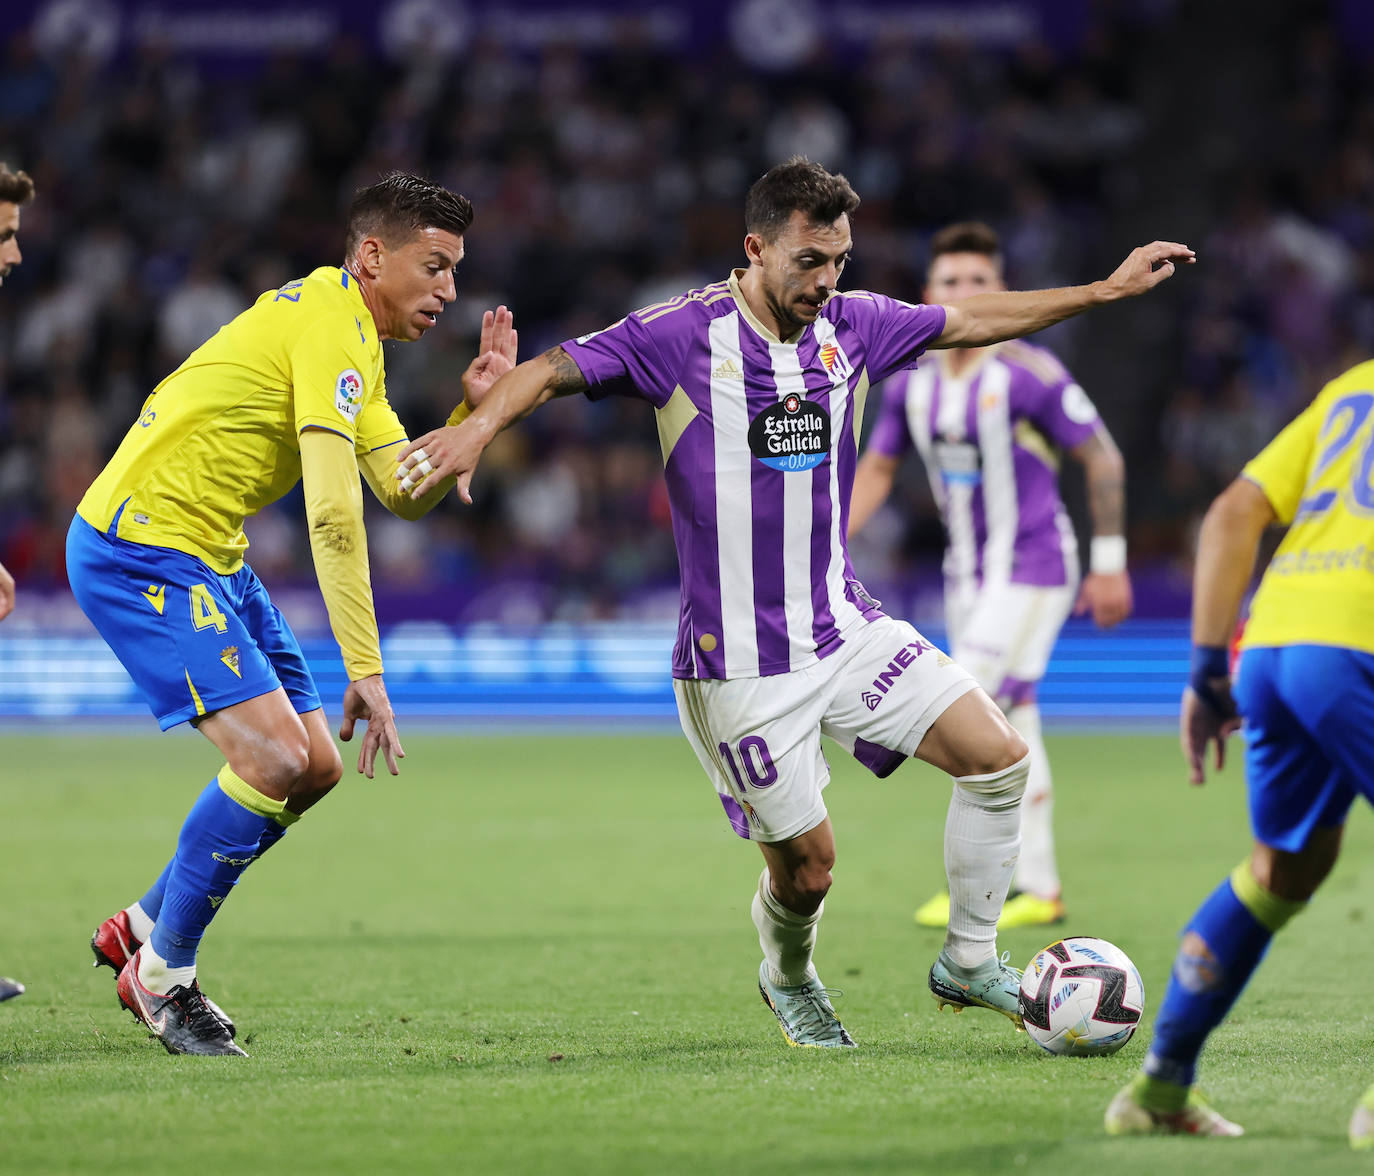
[2, 731, 1370, 1175]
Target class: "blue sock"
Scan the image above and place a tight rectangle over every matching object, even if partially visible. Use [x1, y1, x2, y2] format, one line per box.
[1144, 876, 1273, 1088]
[139, 816, 292, 921]
[149, 771, 282, 968]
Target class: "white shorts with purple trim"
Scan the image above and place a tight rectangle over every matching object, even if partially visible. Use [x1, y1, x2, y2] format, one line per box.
[673, 614, 978, 843]
[943, 580, 1076, 709]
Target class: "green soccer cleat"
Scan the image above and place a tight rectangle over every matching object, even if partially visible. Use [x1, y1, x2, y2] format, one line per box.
[1351, 1083, 1374, 1150]
[1104, 1074, 1244, 1137]
[913, 891, 951, 928]
[997, 891, 1066, 929]
[913, 891, 1066, 930]
[928, 949, 1024, 1027]
[757, 961, 857, 1048]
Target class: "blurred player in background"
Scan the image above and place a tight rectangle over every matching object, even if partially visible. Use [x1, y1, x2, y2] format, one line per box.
[68, 172, 516, 1055]
[1105, 359, 1374, 1146]
[0, 160, 35, 1005]
[849, 221, 1132, 931]
[398, 157, 1192, 1048]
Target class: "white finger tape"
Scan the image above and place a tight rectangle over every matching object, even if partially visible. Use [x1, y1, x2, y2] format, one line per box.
[400, 474, 417, 493]
[416, 458, 434, 478]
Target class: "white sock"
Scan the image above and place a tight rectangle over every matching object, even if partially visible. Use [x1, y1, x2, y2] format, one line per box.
[751, 869, 821, 987]
[943, 753, 1030, 969]
[125, 902, 155, 944]
[1006, 704, 1059, 899]
[136, 943, 196, 994]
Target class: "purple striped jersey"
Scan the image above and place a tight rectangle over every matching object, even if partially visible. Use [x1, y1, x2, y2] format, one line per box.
[561, 270, 946, 680]
[867, 340, 1101, 592]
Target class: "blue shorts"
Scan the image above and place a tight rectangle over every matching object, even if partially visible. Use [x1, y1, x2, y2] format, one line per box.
[67, 513, 322, 730]
[1234, 644, 1374, 853]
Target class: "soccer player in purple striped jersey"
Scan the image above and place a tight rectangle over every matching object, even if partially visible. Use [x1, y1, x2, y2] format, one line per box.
[398, 157, 1193, 1048]
[850, 221, 1133, 933]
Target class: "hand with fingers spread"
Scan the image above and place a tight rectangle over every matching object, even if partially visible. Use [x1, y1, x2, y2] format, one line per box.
[1098, 240, 1196, 301]
[460, 304, 518, 408]
[396, 423, 487, 503]
[339, 674, 406, 779]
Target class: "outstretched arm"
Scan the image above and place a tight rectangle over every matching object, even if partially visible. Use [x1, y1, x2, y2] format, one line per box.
[932, 241, 1194, 349]
[1181, 476, 1275, 785]
[395, 345, 588, 502]
[299, 427, 404, 777]
[1069, 428, 1132, 628]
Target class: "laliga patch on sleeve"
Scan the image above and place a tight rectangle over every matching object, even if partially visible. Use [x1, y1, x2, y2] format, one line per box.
[1061, 382, 1098, 425]
[335, 369, 364, 421]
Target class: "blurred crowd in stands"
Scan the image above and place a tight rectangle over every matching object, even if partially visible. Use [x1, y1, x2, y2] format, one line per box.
[1, 0, 1371, 621]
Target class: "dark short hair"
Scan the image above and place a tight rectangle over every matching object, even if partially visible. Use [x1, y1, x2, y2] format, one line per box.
[0, 163, 35, 206]
[745, 156, 859, 242]
[345, 172, 474, 256]
[929, 221, 1002, 266]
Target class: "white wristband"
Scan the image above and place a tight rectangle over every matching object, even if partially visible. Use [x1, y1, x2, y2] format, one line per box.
[1090, 535, 1127, 575]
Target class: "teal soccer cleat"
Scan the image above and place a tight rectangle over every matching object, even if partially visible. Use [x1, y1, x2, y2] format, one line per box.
[757, 961, 857, 1048]
[928, 949, 1024, 1027]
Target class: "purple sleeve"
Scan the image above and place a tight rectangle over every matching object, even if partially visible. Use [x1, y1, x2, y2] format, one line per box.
[1014, 357, 1101, 449]
[848, 293, 946, 384]
[560, 313, 674, 409]
[866, 375, 914, 458]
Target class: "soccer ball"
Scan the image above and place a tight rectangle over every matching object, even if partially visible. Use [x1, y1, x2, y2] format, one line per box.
[1018, 936, 1144, 1056]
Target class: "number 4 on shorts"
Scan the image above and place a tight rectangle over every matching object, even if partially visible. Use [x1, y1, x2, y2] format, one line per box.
[189, 583, 229, 634]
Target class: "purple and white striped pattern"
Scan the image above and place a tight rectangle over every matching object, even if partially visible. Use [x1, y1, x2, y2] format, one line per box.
[867, 341, 1100, 594]
[563, 274, 945, 680]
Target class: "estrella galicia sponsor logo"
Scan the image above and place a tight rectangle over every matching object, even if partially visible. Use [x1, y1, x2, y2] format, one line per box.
[748, 393, 830, 471]
[862, 638, 936, 710]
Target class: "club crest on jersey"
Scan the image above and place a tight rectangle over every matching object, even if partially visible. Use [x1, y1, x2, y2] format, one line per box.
[220, 645, 241, 678]
[748, 393, 830, 472]
[335, 369, 364, 421]
[818, 342, 851, 381]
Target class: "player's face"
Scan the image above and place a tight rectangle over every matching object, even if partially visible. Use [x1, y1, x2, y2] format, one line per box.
[0, 202, 23, 286]
[923, 252, 1004, 303]
[373, 226, 465, 341]
[748, 210, 852, 336]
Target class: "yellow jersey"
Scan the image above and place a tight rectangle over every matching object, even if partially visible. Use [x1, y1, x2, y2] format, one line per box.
[77, 266, 407, 574]
[1242, 358, 1374, 654]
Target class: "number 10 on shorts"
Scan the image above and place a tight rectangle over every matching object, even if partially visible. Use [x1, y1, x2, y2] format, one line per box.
[719, 736, 778, 790]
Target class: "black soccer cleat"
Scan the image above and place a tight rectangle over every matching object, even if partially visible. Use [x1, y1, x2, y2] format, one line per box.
[116, 951, 247, 1057]
[0, 976, 24, 1002]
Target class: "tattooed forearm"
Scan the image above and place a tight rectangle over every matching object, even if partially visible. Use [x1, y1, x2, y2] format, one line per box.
[1080, 432, 1126, 536]
[543, 345, 590, 397]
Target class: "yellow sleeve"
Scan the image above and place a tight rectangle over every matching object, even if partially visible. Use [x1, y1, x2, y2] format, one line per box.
[358, 443, 454, 520]
[292, 314, 374, 443]
[1241, 398, 1324, 525]
[299, 427, 382, 680]
[353, 366, 408, 454]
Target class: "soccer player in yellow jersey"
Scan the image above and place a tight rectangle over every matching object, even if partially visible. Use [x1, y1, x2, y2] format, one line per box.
[1106, 359, 1374, 1144]
[67, 173, 516, 1056]
[0, 159, 36, 1006]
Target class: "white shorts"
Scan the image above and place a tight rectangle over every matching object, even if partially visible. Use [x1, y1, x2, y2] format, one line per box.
[943, 579, 1076, 708]
[674, 615, 978, 843]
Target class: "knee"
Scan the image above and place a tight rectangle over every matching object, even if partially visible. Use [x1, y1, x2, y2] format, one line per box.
[248, 736, 312, 797]
[773, 856, 834, 914]
[290, 744, 343, 808]
[960, 723, 1029, 779]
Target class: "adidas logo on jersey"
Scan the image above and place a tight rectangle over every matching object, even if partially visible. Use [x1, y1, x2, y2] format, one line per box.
[711, 358, 743, 381]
